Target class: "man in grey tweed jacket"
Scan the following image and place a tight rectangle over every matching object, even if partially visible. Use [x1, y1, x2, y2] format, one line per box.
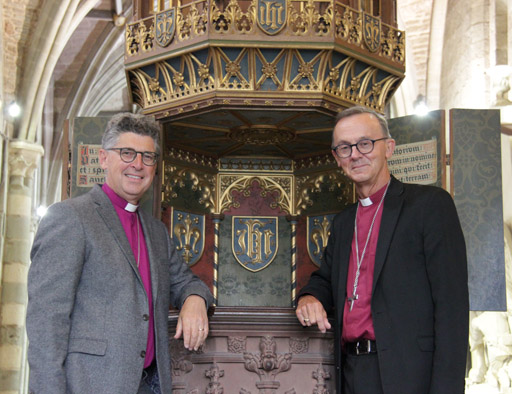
[27, 113, 213, 393]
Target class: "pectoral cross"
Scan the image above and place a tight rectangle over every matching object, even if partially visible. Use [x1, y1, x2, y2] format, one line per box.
[348, 293, 358, 311]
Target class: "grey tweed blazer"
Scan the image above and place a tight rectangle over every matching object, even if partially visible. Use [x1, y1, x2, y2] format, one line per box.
[27, 185, 213, 393]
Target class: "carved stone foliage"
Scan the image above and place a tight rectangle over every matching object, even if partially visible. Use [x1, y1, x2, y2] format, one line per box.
[312, 364, 331, 394]
[170, 338, 206, 378]
[205, 363, 225, 394]
[242, 335, 293, 393]
[168, 309, 336, 393]
[8, 141, 44, 180]
[170, 338, 194, 377]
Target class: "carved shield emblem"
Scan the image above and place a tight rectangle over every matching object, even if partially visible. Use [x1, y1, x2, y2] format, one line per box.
[232, 216, 278, 272]
[307, 214, 336, 267]
[256, 0, 287, 35]
[170, 208, 205, 266]
[363, 12, 381, 53]
[155, 9, 176, 47]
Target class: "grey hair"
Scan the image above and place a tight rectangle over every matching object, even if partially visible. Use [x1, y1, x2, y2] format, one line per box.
[102, 112, 161, 155]
[334, 106, 391, 142]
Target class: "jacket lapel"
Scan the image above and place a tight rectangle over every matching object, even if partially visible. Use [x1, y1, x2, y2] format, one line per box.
[138, 211, 159, 303]
[337, 203, 357, 324]
[90, 185, 143, 282]
[372, 177, 404, 293]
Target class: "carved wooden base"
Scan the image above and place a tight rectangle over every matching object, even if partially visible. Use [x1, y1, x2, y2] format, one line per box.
[168, 307, 335, 394]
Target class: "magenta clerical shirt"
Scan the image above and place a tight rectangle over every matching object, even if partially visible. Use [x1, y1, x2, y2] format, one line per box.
[342, 183, 388, 343]
[102, 184, 155, 368]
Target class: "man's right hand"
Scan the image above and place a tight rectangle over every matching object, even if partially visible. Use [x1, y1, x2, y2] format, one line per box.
[295, 295, 331, 333]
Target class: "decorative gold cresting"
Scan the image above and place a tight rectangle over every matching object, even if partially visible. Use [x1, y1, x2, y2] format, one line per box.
[167, 148, 218, 168]
[126, 21, 154, 55]
[126, 0, 405, 117]
[294, 153, 336, 170]
[229, 125, 295, 145]
[126, 1, 403, 61]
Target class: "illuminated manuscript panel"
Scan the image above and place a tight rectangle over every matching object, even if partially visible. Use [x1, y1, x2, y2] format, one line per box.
[387, 110, 445, 189]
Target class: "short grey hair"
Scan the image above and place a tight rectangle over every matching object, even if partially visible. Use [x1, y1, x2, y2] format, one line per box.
[334, 106, 391, 141]
[102, 112, 161, 155]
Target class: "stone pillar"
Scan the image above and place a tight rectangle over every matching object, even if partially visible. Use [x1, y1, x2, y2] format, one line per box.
[0, 140, 44, 394]
[440, 0, 492, 109]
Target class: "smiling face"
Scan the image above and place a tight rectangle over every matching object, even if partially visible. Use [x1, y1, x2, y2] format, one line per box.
[332, 112, 395, 197]
[99, 132, 157, 204]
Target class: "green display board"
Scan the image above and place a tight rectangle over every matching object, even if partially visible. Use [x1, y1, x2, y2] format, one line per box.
[389, 109, 505, 311]
[451, 109, 505, 311]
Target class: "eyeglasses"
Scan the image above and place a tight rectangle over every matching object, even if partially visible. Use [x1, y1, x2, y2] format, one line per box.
[332, 137, 388, 158]
[108, 148, 159, 166]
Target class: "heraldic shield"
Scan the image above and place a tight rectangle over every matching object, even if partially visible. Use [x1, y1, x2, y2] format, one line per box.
[307, 214, 336, 267]
[256, 0, 287, 35]
[363, 12, 381, 53]
[155, 9, 176, 47]
[232, 216, 278, 272]
[171, 208, 205, 266]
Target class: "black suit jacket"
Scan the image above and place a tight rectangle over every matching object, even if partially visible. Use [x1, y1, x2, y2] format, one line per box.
[299, 177, 469, 394]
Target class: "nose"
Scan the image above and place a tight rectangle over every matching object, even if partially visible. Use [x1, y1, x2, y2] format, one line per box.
[350, 144, 364, 159]
[131, 152, 144, 168]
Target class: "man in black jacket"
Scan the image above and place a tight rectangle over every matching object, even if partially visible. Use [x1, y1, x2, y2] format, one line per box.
[296, 106, 469, 394]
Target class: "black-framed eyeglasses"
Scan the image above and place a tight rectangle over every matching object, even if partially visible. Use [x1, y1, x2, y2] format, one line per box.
[332, 137, 388, 158]
[108, 148, 159, 166]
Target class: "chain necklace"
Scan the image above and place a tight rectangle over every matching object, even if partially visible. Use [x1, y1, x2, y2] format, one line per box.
[348, 180, 390, 312]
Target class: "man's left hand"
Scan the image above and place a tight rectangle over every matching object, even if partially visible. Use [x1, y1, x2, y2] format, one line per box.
[174, 295, 209, 351]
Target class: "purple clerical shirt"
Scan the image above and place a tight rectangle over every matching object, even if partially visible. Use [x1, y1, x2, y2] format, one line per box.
[102, 184, 155, 368]
[342, 183, 387, 343]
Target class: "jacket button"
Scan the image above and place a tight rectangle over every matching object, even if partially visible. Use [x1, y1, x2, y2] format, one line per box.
[143, 314, 149, 321]
[140, 350, 146, 358]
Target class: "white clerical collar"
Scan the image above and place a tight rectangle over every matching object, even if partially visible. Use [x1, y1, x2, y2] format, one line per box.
[124, 202, 139, 212]
[359, 197, 373, 206]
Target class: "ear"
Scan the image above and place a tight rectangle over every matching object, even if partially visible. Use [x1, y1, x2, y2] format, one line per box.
[385, 138, 396, 159]
[99, 149, 109, 170]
